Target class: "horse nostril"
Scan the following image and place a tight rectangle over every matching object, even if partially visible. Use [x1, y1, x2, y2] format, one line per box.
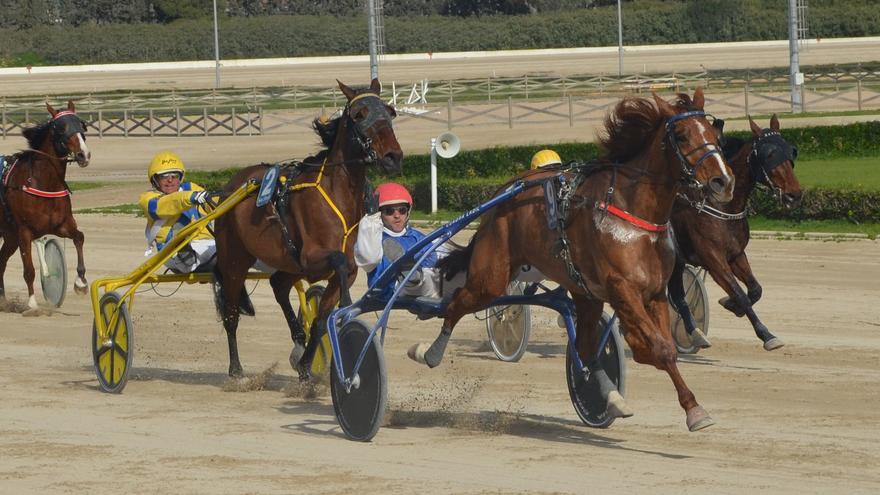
[708, 176, 728, 194]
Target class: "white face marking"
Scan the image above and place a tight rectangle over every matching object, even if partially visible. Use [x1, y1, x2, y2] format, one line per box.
[693, 120, 730, 181]
[76, 133, 90, 165]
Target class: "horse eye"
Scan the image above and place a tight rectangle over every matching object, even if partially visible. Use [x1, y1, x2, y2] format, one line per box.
[675, 133, 687, 143]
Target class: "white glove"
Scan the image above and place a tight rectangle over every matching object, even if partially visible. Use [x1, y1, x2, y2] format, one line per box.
[192, 190, 209, 205]
[354, 212, 384, 271]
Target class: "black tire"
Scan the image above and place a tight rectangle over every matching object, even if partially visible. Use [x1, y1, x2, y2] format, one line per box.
[668, 265, 710, 354]
[39, 238, 67, 308]
[296, 284, 332, 375]
[485, 280, 531, 362]
[566, 312, 627, 428]
[330, 318, 387, 442]
[91, 292, 133, 394]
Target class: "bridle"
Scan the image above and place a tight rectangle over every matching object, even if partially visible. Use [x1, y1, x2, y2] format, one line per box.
[345, 92, 395, 164]
[748, 129, 798, 202]
[664, 110, 724, 191]
[48, 110, 88, 162]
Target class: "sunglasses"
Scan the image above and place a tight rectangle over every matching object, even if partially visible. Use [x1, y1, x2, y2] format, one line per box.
[380, 205, 410, 216]
[157, 172, 182, 180]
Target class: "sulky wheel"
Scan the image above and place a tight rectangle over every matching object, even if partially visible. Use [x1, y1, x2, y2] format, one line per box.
[330, 318, 387, 442]
[91, 291, 133, 393]
[566, 312, 627, 428]
[39, 237, 67, 308]
[668, 265, 710, 354]
[296, 284, 332, 376]
[485, 280, 531, 362]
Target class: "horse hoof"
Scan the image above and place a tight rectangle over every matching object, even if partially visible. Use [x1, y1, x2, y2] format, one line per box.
[289, 344, 306, 371]
[763, 337, 785, 351]
[228, 367, 244, 378]
[690, 328, 712, 349]
[718, 296, 745, 317]
[74, 278, 88, 295]
[407, 343, 430, 365]
[607, 390, 634, 418]
[686, 406, 715, 432]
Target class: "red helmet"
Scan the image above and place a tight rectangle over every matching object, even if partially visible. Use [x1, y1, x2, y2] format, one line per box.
[375, 182, 413, 207]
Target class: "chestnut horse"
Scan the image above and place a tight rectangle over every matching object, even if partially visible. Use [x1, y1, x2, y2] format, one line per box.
[668, 114, 802, 351]
[213, 79, 403, 378]
[0, 101, 90, 310]
[423, 89, 734, 431]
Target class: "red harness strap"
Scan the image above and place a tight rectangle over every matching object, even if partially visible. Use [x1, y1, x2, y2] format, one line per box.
[20, 186, 70, 198]
[596, 201, 669, 233]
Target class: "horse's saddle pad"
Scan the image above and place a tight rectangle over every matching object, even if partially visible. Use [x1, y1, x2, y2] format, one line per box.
[256, 164, 281, 208]
[543, 176, 561, 230]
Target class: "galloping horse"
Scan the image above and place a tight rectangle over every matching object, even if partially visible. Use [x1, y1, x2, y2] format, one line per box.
[0, 101, 90, 310]
[422, 89, 734, 431]
[668, 114, 802, 351]
[213, 79, 403, 378]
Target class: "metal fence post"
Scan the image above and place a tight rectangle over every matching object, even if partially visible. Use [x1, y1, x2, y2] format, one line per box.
[1, 98, 5, 139]
[447, 98, 453, 130]
[568, 95, 574, 127]
[25, 109, 29, 126]
[258, 107, 264, 135]
[149, 109, 154, 137]
[858, 80, 863, 111]
[203, 108, 209, 136]
[508, 97, 513, 129]
[232, 107, 237, 136]
[176, 107, 181, 137]
[487, 77, 492, 103]
[744, 85, 750, 115]
[294, 85, 298, 109]
[98, 110, 103, 138]
[123, 110, 128, 137]
[524, 74, 529, 100]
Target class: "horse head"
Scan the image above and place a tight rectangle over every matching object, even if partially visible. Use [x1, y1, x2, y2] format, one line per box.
[654, 87, 734, 203]
[46, 100, 90, 167]
[748, 114, 803, 209]
[337, 79, 403, 175]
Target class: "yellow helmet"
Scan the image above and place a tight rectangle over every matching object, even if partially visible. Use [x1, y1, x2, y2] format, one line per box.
[148, 151, 186, 185]
[530, 149, 562, 169]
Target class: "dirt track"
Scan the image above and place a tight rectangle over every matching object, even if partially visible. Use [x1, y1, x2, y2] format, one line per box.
[1, 197, 879, 493]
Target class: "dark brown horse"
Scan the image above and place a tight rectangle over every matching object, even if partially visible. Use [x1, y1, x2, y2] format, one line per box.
[668, 114, 802, 351]
[213, 79, 402, 378]
[0, 101, 90, 310]
[419, 88, 734, 431]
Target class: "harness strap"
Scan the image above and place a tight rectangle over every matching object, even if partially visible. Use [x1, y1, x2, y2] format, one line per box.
[288, 159, 358, 253]
[548, 173, 595, 298]
[19, 186, 70, 198]
[676, 192, 747, 221]
[595, 201, 669, 232]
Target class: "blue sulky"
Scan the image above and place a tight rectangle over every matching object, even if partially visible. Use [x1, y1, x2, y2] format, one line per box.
[325, 178, 624, 441]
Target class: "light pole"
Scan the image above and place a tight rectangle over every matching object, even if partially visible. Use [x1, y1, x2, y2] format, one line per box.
[617, 0, 624, 76]
[213, 0, 221, 88]
[788, 0, 802, 113]
[367, 0, 379, 79]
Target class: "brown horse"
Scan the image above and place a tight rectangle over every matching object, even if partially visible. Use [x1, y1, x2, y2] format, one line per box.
[419, 88, 734, 431]
[668, 114, 802, 351]
[213, 79, 403, 378]
[0, 101, 91, 310]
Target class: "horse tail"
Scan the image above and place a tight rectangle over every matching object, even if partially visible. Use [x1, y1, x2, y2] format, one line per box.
[437, 239, 474, 281]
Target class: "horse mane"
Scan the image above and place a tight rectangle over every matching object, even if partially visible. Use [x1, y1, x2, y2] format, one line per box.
[599, 93, 697, 163]
[22, 120, 51, 150]
[311, 87, 377, 148]
[722, 136, 747, 160]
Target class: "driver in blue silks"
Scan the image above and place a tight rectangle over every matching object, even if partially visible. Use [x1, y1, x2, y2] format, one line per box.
[354, 182, 442, 299]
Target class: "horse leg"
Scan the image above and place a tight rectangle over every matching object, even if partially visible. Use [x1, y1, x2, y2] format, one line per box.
[0, 233, 20, 304]
[709, 261, 783, 351]
[572, 293, 633, 419]
[410, 232, 511, 368]
[16, 228, 37, 309]
[56, 217, 88, 295]
[297, 251, 353, 380]
[609, 278, 712, 431]
[730, 252, 762, 305]
[269, 271, 307, 373]
[666, 257, 711, 348]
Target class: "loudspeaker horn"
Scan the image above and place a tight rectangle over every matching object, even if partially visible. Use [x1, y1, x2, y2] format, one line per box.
[434, 132, 460, 159]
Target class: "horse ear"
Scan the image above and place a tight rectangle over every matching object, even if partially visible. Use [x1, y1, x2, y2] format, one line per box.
[370, 78, 381, 94]
[67, 99, 76, 112]
[46, 101, 57, 117]
[692, 87, 705, 109]
[770, 113, 780, 131]
[652, 92, 675, 117]
[337, 80, 356, 100]
[748, 115, 762, 136]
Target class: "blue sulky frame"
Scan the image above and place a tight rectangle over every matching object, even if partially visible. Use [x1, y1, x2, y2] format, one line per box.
[326, 178, 619, 396]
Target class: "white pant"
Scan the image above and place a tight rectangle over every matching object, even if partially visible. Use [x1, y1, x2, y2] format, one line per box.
[164, 239, 217, 274]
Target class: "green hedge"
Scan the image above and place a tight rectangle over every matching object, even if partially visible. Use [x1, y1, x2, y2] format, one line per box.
[3, 0, 880, 65]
